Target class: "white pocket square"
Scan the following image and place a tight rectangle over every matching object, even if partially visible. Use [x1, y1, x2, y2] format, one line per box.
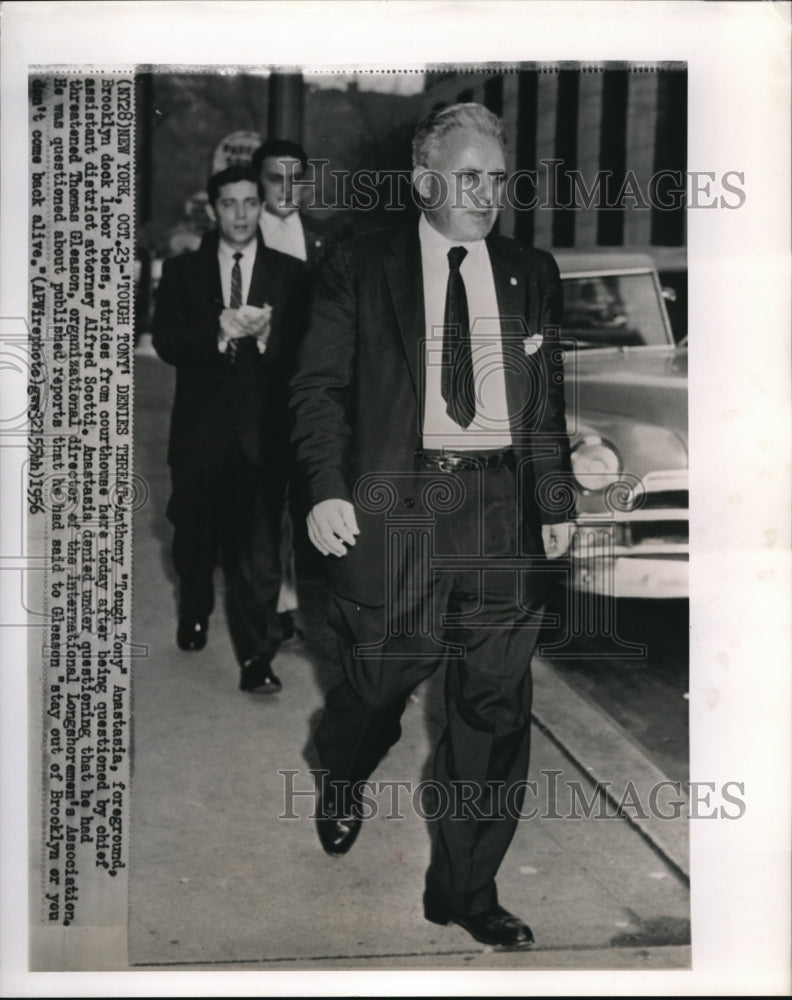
[522, 334, 544, 356]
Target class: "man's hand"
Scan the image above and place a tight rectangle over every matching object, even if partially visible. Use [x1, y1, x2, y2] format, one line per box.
[219, 308, 248, 342]
[237, 303, 272, 339]
[542, 522, 575, 559]
[307, 499, 360, 558]
[219, 305, 273, 353]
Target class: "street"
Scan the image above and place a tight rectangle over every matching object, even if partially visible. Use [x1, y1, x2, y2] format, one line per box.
[539, 593, 689, 786]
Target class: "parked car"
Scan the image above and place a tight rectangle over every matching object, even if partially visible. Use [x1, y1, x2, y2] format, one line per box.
[556, 251, 688, 599]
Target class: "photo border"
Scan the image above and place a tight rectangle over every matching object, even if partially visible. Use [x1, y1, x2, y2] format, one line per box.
[1, 2, 790, 995]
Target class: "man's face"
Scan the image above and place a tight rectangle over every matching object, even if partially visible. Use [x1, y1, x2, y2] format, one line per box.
[414, 128, 506, 242]
[260, 155, 304, 218]
[210, 180, 261, 249]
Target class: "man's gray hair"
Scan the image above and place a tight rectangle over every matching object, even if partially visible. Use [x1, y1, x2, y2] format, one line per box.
[412, 102, 507, 168]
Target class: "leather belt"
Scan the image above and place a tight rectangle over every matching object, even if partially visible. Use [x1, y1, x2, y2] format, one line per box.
[415, 447, 515, 472]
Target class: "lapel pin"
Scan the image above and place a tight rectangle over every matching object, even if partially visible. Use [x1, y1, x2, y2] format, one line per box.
[510, 276, 518, 286]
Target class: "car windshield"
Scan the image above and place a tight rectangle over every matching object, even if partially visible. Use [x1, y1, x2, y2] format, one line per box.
[561, 272, 670, 349]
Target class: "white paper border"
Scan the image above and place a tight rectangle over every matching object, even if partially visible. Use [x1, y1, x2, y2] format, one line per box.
[2, 1, 790, 995]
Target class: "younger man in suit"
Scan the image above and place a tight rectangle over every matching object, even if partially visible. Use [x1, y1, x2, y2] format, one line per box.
[252, 138, 349, 267]
[153, 164, 306, 693]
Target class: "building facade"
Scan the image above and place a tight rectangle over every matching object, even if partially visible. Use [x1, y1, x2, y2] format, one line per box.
[421, 64, 687, 261]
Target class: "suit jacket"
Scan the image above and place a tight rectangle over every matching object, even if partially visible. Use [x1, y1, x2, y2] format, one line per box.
[259, 212, 352, 270]
[290, 222, 574, 605]
[298, 214, 353, 269]
[153, 230, 307, 472]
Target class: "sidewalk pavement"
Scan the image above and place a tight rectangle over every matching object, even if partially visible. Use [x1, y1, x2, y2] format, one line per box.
[127, 351, 690, 971]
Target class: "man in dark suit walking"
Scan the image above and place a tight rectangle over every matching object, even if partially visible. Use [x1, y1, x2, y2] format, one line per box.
[153, 164, 306, 693]
[290, 104, 575, 948]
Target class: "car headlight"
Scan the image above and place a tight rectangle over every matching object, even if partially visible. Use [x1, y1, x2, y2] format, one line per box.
[571, 437, 621, 492]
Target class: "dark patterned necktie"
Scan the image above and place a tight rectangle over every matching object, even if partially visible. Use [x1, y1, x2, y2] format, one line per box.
[228, 251, 255, 363]
[230, 251, 243, 308]
[442, 245, 474, 428]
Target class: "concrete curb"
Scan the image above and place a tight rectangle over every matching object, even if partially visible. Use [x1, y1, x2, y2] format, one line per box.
[531, 658, 689, 881]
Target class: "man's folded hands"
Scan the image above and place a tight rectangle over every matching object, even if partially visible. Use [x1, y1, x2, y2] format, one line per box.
[219, 304, 273, 352]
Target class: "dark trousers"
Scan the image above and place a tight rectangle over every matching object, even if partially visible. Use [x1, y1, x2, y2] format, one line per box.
[167, 438, 285, 665]
[314, 461, 547, 918]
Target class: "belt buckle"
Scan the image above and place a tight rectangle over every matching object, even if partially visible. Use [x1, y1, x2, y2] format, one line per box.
[437, 455, 459, 473]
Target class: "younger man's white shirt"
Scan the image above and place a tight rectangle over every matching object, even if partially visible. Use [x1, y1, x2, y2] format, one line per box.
[218, 238, 256, 306]
[260, 210, 307, 262]
[216, 238, 266, 355]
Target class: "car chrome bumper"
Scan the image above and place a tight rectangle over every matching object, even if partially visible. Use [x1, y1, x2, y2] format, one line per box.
[570, 551, 688, 599]
[569, 469, 688, 599]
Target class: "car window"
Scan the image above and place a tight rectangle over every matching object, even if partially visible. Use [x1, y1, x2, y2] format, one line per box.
[561, 273, 670, 348]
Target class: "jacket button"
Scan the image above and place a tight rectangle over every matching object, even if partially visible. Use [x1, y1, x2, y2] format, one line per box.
[403, 497, 415, 508]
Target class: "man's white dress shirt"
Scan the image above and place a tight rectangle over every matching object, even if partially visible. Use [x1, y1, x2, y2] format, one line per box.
[217, 238, 266, 354]
[418, 214, 512, 451]
[260, 210, 307, 262]
[218, 238, 256, 306]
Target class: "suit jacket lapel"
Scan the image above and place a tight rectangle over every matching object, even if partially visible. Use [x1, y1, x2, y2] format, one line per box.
[246, 235, 273, 307]
[487, 236, 530, 444]
[383, 224, 424, 402]
[200, 230, 224, 313]
[382, 226, 533, 434]
[301, 218, 323, 268]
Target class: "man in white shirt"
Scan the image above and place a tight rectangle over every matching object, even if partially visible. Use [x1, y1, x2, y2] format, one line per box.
[291, 105, 575, 948]
[252, 139, 353, 640]
[153, 165, 307, 694]
[252, 138, 333, 267]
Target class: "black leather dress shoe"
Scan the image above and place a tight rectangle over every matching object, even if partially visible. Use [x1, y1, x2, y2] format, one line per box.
[424, 896, 535, 949]
[315, 787, 362, 856]
[239, 657, 282, 694]
[177, 618, 207, 651]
